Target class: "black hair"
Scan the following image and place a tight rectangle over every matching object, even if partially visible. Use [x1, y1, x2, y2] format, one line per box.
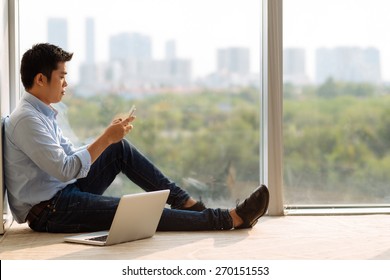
[20, 43, 73, 90]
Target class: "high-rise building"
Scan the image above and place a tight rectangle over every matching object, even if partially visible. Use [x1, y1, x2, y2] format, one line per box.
[316, 47, 381, 84]
[109, 32, 152, 62]
[283, 48, 309, 85]
[85, 18, 95, 64]
[47, 18, 68, 50]
[165, 40, 176, 60]
[164, 40, 191, 86]
[217, 47, 250, 75]
[79, 18, 97, 91]
[107, 35, 192, 89]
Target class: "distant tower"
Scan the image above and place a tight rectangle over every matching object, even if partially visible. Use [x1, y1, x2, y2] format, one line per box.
[217, 47, 250, 75]
[165, 40, 176, 60]
[79, 18, 97, 89]
[283, 48, 308, 84]
[47, 18, 68, 49]
[109, 32, 152, 61]
[85, 18, 95, 64]
[316, 47, 381, 84]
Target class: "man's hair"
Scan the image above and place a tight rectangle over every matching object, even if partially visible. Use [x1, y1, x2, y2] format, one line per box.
[20, 43, 73, 90]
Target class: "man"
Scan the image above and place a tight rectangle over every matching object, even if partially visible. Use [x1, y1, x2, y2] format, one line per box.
[4, 43, 269, 233]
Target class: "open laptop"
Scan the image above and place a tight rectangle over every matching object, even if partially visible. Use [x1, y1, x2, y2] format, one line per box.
[64, 189, 169, 246]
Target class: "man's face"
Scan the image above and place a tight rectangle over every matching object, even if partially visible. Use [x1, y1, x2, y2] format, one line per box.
[41, 62, 68, 105]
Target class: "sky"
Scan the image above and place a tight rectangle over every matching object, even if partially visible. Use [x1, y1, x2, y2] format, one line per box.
[283, 0, 390, 82]
[19, 0, 390, 83]
[19, 0, 261, 82]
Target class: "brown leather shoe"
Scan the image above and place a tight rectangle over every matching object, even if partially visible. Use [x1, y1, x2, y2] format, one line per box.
[235, 185, 269, 229]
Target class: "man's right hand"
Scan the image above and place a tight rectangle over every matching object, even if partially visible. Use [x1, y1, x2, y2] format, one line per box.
[105, 116, 135, 144]
[87, 115, 136, 163]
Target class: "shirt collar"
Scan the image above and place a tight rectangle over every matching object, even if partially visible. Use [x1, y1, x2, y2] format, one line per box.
[23, 92, 58, 119]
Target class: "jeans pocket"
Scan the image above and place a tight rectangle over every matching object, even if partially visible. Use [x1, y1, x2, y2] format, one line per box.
[49, 189, 63, 212]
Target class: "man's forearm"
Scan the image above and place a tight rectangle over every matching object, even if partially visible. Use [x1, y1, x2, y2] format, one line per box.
[87, 133, 112, 163]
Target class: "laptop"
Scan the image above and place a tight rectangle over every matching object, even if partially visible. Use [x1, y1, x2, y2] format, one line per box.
[64, 189, 169, 246]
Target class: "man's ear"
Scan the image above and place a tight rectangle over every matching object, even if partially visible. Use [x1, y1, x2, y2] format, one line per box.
[34, 73, 47, 87]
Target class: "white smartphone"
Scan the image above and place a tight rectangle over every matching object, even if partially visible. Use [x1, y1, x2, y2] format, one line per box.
[128, 105, 136, 117]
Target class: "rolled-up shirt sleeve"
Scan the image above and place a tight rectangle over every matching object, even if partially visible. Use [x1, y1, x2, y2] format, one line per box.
[73, 149, 91, 178]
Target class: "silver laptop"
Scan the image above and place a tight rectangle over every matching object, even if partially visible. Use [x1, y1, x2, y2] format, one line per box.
[64, 189, 169, 246]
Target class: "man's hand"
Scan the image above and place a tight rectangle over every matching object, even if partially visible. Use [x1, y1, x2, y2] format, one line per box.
[105, 116, 135, 144]
[87, 115, 136, 163]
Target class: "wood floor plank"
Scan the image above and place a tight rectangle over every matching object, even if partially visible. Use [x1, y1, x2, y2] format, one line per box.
[1, 215, 389, 260]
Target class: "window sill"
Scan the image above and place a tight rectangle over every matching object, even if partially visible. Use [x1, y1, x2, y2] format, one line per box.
[285, 205, 390, 215]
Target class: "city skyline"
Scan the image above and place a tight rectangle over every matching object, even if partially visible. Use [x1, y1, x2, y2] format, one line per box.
[284, 46, 383, 85]
[19, 0, 390, 84]
[19, 0, 261, 82]
[283, 0, 390, 82]
[27, 15, 388, 92]
[65, 17, 256, 94]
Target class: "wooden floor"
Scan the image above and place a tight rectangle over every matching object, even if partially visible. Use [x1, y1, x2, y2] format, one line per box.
[1, 214, 389, 260]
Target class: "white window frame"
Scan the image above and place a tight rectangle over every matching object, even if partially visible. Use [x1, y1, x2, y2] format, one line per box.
[1, 0, 19, 234]
[262, 0, 390, 215]
[261, 0, 284, 216]
[9, 0, 20, 109]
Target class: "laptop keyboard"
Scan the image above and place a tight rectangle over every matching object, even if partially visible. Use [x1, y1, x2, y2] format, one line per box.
[87, 235, 108, 242]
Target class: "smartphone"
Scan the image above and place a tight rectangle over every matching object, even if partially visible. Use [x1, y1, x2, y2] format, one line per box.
[128, 105, 136, 118]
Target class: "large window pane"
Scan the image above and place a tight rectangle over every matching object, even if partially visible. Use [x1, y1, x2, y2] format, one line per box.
[19, 0, 261, 207]
[283, 0, 390, 205]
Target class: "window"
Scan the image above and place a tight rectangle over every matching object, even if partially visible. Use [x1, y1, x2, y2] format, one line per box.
[0, 0, 9, 114]
[10, 0, 390, 216]
[1, 0, 9, 233]
[283, 0, 390, 208]
[1, 0, 18, 232]
[19, 0, 262, 207]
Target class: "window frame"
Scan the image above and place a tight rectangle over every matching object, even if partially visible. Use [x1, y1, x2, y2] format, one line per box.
[261, 0, 284, 215]
[1, 0, 19, 234]
[9, 0, 21, 109]
[270, 0, 390, 215]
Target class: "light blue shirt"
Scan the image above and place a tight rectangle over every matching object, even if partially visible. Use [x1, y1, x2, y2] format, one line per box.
[4, 93, 91, 223]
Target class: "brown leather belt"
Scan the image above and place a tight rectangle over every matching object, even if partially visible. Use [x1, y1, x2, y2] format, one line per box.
[26, 200, 51, 226]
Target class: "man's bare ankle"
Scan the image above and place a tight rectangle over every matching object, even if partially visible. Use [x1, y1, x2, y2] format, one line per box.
[182, 198, 197, 208]
[229, 209, 243, 228]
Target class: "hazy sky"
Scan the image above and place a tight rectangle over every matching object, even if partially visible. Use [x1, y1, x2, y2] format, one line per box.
[284, 0, 390, 81]
[19, 0, 261, 81]
[19, 0, 390, 82]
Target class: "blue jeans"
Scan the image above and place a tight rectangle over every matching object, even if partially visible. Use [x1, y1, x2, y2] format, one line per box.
[29, 140, 233, 233]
